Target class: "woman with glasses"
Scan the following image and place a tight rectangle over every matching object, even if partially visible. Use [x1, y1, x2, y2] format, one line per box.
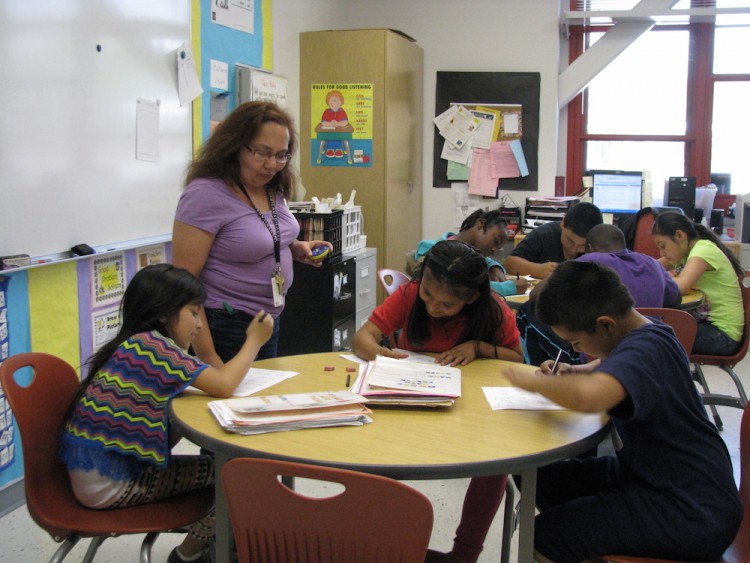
[172, 101, 331, 366]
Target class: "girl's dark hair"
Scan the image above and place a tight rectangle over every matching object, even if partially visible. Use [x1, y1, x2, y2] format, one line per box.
[459, 209, 507, 233]
[184, 101, 298, 199]
[652, 211, 744, 277]
[536, 261, 634, 333]
[406, 240, 504, 351]
[83, 264, 206, 383]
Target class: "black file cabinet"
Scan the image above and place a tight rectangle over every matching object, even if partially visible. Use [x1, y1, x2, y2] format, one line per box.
[278, 257, 357, 356]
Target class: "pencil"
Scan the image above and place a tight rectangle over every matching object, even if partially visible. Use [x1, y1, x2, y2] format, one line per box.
[551, 349, 563, 374]
[346, 374, 351, 387]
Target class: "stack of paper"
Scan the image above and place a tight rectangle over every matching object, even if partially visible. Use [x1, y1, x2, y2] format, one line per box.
[351, 356, 461, 407]
[209, 390, 372, 435]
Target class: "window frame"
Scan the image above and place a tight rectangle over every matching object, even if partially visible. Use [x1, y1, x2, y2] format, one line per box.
[565, 5, 750, 200]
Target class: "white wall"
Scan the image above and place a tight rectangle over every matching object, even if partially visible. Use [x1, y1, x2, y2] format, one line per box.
[272, 0, 565, 239]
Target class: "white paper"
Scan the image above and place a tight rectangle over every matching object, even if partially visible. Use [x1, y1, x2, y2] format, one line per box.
[135, 98, 160, 162]
[185, 367, 298, 397]
[211, 0, 254, 34]
[176, 42, 203, 107]
[366, 356, 461, 396]
[482, 387, 565, 410]
[469, 109, 496, 149]
[210, 59, 229, 90]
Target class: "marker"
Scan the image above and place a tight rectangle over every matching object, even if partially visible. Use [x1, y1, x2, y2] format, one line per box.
[346, 374, 351, 387]
[258, 312, 267, 322]
[223, 301, 235, 315]
[551, 349, 563, 374]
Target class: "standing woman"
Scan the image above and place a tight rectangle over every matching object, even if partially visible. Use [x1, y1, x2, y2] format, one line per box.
[172, 102, 331, 365]
[652, 211, 744, 355]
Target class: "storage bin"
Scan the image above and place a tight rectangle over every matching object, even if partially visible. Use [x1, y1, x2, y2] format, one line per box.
[292, 210, 343, 262]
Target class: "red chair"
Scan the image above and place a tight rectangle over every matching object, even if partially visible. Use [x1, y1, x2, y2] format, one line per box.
[601, 398, 750, 563]
[632, 210, 660, 259]
[691, 281, 750, 418]
[636, 307, 697, 354]
[0, 353, 214, 563]
[221, 457, 433, 563]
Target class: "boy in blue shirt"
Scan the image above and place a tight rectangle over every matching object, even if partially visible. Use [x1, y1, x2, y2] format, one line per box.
[505, 261, 741, 561]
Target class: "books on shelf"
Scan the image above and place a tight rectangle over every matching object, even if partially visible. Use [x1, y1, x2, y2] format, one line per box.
[351, 355, 461, 407]
[209, 390, 373, 435]
[523, 196, 580, 233]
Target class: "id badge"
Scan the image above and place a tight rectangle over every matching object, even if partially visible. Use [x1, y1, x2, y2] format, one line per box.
[271, 274, 285, 307]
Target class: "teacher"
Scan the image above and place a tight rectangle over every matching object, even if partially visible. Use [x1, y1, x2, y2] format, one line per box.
[172, 102, 331, 366]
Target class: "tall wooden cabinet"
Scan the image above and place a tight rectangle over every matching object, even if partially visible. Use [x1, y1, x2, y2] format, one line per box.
[300, 29, 423, 296]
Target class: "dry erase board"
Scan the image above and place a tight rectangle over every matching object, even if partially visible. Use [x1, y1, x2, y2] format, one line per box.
[0, 1, 192, 258]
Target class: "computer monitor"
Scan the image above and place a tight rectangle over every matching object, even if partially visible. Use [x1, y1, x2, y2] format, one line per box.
[588, 170, 643, 215]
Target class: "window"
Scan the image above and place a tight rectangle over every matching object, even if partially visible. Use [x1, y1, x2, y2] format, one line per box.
[567, 0, 750, 205]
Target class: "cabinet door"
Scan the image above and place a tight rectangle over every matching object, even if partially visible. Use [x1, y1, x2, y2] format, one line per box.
[355, 251, 377, 312]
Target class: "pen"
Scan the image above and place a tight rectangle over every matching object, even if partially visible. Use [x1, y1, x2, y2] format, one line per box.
[551, 348, 563, 374]
[346, 374, 351, 387]
[516, 272, 520, 280]
[258, 312, 267, 322]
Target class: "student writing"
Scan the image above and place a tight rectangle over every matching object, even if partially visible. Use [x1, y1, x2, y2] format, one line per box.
[58, 264, 273, 563]
[353, 240, 523, 563]
[503, 261, 741, 561]
[413, 209, 529, 297]
[652, 211, 744, 355]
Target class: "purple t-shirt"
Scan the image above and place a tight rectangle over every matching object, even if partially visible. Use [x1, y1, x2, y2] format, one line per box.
[577, 249, 680, 308]
[174, 178, 300, 317]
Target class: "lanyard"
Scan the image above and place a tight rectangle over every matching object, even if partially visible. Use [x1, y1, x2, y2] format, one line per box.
[239, 184, 282, 265]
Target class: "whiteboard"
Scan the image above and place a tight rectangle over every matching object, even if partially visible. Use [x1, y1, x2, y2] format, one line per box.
[0, 1, 192, 258]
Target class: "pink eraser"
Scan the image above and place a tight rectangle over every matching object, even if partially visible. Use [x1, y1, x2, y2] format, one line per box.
[324, 365, 335, 371]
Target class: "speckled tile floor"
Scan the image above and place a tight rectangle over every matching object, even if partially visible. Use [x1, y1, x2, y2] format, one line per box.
[1, 361, 747, 563]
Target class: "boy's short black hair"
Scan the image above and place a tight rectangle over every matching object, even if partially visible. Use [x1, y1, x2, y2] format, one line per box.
[563, 202, 603, 238]
[536, 261, 634, 333]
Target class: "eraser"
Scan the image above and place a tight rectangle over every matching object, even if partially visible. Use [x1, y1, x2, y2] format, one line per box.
[324, 365, 335, 371]
[0, 254, 31, 270]
[71, 243, 95, 256]
[346, 367, 356, 372]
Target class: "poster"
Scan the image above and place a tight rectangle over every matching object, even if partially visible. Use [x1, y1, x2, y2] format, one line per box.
[0, 276, 14, 471]
[310, 83, 374, 168]
[91, 253, 127, 307]
[211, 0, 254, 34]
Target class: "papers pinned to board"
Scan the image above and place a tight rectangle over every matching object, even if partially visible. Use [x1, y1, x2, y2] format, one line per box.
[209, 390, 373, 435]
[350, 355, 461, 407]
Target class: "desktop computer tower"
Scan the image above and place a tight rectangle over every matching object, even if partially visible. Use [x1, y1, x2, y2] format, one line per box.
[665, 176, 696, 220]
[735, 193, 750, 243]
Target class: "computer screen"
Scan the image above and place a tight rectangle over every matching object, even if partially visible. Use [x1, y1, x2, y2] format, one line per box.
[588, 170, 643, 215]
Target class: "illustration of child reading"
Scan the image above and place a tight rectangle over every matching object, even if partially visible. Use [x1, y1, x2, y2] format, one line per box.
[316, 90, 354, 163]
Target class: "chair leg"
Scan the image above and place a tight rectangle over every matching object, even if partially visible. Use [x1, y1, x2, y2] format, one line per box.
[81, 536, 106, 563]
[500, 480, 517, 563]
[693, 364, 724, 430]
[49, 537, 81, 563]
[723, 366, 749, 406]
[139, 531, 160, 563]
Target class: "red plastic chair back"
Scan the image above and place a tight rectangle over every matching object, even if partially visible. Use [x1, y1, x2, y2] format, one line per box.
[636, 307, 697, 355]
[221, 457, 433, 563]
[633, 211, 660, 259]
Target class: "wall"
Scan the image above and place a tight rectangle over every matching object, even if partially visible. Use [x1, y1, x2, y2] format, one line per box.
[270, 0, 563, 239]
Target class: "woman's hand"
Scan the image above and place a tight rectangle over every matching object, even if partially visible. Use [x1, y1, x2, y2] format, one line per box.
[291, 240, 334, 266]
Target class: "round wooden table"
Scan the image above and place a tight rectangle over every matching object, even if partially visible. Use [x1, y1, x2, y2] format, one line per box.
[171, 352, 610, 563]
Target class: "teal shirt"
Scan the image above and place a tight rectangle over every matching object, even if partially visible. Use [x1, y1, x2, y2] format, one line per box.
[414, 232, 518, 296]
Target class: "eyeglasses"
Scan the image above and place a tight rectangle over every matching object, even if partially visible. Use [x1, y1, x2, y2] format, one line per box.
[244, 145, 291, 164]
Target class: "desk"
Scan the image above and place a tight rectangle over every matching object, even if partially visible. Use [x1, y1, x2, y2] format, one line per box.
[171, 352, 609, 563]
[315, 123, 354, 164]
[505, 289, 705, 312]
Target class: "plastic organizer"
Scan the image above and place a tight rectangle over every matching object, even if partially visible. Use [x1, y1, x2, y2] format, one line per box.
[341, 206, 364, 254]
[293, 210, 343, 262]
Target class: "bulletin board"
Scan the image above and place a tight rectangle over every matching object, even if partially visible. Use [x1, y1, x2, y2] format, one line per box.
[0, 1, 192, 258]
[433, 71, 540, 190]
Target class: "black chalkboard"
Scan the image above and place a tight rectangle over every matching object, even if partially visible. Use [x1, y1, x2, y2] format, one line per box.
[433, 71, 540, 190]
